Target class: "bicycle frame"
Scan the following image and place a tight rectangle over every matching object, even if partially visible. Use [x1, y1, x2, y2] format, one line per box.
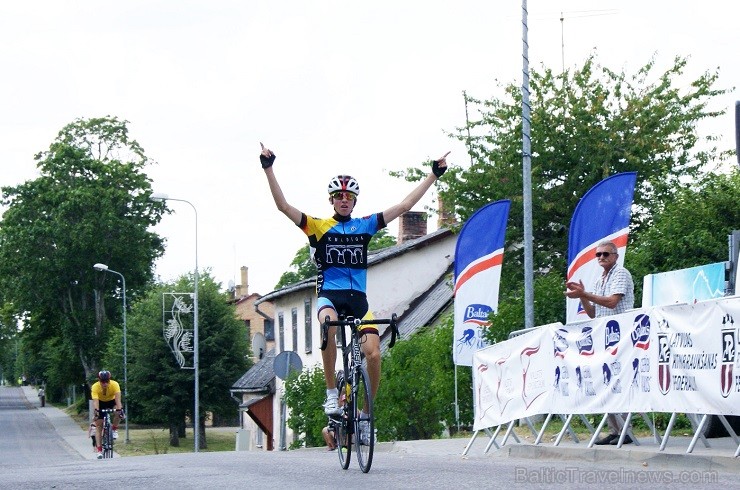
[321, 313, 398, 473]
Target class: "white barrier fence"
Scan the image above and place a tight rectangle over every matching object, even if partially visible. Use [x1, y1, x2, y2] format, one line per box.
[470, 296, 740, 456]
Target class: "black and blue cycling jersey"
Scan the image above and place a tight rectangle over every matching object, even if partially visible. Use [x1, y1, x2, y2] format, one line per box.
[299, 212, 386, 294]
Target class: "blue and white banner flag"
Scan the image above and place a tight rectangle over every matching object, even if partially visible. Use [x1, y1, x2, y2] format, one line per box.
[453, 200, 510, 366]
[566, 173, 637, 324]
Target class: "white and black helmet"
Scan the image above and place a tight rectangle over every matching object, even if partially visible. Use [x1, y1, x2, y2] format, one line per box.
[327, 175, 360, 196]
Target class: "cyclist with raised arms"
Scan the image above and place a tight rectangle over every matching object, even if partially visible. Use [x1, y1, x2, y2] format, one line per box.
[259, 143, 448, 443]
[91, 370, 123, 459]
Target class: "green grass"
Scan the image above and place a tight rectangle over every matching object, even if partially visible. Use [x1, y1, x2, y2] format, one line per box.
[113, 428, 236, 456]
[61, 404, 237, 457]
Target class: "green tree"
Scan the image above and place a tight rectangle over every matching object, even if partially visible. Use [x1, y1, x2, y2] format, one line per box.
[274, 228, 398, 289]
[395, 54, 732, 329]
[0, 302, 20, 385]
[0, 116, 165, 386]
[628, 169, 740, 300]
[125, 272, 251, 449]
[283, 366, 327, 449]
[375, 316, 472, 440]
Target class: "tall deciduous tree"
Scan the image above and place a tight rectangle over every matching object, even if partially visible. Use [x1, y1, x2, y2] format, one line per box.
[396, 54, 732, 334]
[0, 116, 165, 383]
[628, 169, 740, 299]
[124, 272, 251, 449]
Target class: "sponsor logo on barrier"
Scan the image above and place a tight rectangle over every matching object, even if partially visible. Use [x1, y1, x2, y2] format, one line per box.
[463, 304, 493, 326]
[605, 320, 620, 355]
[631, 314, 651, 350]
[657, 332, 671, 395]
[576, 327, 594, 356]
[553, 329, 569, 359]
[720, 314, 736, 398]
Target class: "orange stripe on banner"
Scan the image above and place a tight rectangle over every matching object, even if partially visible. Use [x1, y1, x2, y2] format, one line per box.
[567, 234, 629, 279]
[454, 253, 503, 294]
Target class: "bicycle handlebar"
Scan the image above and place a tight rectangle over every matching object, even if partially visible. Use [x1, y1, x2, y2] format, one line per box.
[320, 313, 400, 350]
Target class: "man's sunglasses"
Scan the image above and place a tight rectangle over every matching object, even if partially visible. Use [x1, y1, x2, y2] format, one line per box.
[595, 252, 614, 258]
[331, 192, 356, 201]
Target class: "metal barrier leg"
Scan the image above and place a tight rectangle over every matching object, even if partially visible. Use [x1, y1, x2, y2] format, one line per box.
[659, 412, 677, 451]
[687, 413, 712, 449]
[554, 414, 574, 446]
[500, 420, 520, 446]
[588, 413, 609, 448]
[462, 430, 480, 456]
[615, 413, 638, 447]
[578, 414, 595, 436]
[523, 417, 539, 438]
[717, 415, 740, 446]
[534, 413, 553, 445]
[687, 414, 710, 454]
[639, 412, 661, 445]
[557, 413, 580, 443]
[483, 425, 503, 454]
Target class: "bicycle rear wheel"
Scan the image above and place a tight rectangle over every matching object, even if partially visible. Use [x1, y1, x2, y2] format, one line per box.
[354, 366, 374, 473]
[336, 379, 352, 469]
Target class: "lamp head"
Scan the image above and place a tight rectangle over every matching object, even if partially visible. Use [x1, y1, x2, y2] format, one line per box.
[93, 263, 108, 272]
[150, 192, 169, 201]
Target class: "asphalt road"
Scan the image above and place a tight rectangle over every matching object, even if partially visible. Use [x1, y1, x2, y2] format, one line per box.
[2, 386, 738, 489]
[0, 386, 83, 466]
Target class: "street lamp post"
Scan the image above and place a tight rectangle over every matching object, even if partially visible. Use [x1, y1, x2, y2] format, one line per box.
[150, 192, 200, 452]
[92, 263, 129, 444]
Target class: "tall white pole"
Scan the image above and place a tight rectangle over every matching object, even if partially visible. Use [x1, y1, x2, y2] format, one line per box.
[157, 196, 200, 452]
[521, 0, 535, 329]
[93, 264, 129, 443]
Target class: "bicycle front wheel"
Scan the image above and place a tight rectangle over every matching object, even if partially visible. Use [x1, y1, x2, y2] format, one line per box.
[103, 422, 114, 458]
[354, 366, 374, 473]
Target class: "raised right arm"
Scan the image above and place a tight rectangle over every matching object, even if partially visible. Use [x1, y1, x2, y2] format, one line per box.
[260, 144, 302, 226]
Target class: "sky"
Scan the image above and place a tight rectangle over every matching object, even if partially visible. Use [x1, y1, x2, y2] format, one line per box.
[1, 1, 738, 296]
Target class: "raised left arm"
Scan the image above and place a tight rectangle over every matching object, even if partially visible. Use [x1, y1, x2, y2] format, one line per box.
[382, 152, 449, 224]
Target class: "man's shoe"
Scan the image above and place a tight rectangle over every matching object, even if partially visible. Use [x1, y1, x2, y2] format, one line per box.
[112, 430, 119, 440]
[358, 419, 371, 445]
[594, 433, 619, 445]
[323, 395, 342, 416]
[611, 435, 633, 445]
[97, 450, 103, 459]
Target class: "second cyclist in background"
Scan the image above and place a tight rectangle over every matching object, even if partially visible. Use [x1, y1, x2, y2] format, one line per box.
[91, 370, 124, 459]
[259, 143, 449, 444]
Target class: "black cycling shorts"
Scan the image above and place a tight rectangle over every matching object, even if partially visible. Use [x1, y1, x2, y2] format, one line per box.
[317, 290, 378, 335]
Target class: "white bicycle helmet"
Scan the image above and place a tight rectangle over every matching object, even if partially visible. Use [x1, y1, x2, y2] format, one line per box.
[327, 175, 360, 196]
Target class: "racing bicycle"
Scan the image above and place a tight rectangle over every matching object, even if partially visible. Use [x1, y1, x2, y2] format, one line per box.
[321, 313, 399, 473]
[98, 408, 121, 459]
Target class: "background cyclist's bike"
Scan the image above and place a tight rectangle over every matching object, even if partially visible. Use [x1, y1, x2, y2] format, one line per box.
[321, 314, 399, 473]
[98, 408, 120, 459]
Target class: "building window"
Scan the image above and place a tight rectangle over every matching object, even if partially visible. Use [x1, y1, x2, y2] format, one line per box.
[304, 297, 312, 353]
[278, 313, 284, 352]
[244, 319, 251, 337]
[291, 307, 298, 352]
[264, 319, 274, 341]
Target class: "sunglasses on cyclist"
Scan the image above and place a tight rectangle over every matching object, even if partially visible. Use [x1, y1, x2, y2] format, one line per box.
[595, 251, 614, 258]
[331, 192, 356, 201]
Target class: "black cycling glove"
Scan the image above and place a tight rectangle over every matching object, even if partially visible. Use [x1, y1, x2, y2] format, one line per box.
[260, 151, 276, 169]
[432, 159, 447, 178]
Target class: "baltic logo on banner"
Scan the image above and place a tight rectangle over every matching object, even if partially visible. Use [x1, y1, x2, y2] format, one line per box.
[566, 172, 637, 324]
[453, 200, 510, 366]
